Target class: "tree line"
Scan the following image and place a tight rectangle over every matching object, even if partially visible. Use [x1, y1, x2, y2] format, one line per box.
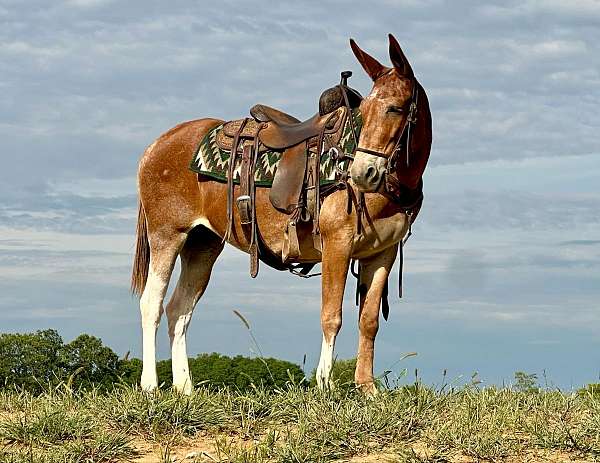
[3, 329, 597, 396]
[0, 329, 304, 393]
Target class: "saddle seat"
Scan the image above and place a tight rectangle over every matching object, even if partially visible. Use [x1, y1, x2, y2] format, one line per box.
[250, 104, 300, 124]
[256, 106, 346, 150]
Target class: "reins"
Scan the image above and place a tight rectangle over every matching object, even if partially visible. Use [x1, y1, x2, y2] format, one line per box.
[343, 78, 423, 317]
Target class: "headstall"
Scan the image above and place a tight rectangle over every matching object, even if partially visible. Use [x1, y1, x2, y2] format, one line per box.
[354, 78, 419, 177]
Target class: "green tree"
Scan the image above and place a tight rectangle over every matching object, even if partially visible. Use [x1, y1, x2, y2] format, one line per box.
[129, 354, 304, 391]
[0, 329, 64, 391]
[189, 353, 304, 391]
[156, 359, 173, 387]
[513, 371, 538, 393]
[59, 334, 121, 390]
[0, 330, 305, 393]
[577, 383, 600, 399]
[118, 357, 142, 385]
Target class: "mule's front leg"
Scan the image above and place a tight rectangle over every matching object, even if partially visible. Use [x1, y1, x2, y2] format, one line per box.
[316, 236, 351, 390]
[355, 244, 398, 394]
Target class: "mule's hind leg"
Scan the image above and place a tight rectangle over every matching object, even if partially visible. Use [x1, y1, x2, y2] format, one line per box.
[166, 226, 223, 394]
[140, 230, 186, 391]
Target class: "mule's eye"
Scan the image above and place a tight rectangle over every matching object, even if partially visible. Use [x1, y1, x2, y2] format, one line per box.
[387, 105, 403, 114]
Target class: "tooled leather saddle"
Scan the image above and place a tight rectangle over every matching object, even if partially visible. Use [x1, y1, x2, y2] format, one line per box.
[214, 71, 362, 278]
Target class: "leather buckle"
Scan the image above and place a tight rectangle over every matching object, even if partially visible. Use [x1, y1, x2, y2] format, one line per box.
[236, 195, 252, 224]
[407, 102, 418, 123]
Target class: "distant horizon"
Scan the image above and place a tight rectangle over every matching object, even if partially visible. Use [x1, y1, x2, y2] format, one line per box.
[4, 322, 598, 392]
[1, 1, 599, 391]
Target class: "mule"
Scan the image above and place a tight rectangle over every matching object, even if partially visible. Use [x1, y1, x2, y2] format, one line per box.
[131, 34, 432, 394]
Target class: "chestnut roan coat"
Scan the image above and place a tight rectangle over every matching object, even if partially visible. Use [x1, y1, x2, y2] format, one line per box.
[131, 34, 432, 394]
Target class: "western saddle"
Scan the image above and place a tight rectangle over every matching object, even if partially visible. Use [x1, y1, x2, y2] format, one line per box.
[214, 71, 362, 278]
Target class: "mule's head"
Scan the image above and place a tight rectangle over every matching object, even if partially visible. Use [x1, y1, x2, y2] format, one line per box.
[349, 34, 419, 192]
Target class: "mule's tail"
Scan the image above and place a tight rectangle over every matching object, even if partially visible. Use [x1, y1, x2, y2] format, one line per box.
[131, 200, 150, 296]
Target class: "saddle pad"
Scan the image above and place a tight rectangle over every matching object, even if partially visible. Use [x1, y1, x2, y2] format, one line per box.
[189, 109, 362, 187]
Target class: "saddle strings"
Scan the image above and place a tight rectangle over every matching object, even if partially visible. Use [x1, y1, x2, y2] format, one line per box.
[223, 118, 248, 243]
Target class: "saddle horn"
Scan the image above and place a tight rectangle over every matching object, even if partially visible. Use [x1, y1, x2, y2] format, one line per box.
[319, 71, 362, 116]
[340, 70, 352, 86]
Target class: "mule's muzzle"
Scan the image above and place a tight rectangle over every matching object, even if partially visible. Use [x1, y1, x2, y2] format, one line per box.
[350, 152, 387, 192]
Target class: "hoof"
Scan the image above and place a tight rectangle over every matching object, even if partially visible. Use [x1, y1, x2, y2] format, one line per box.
[316, 371, 335, 391]
[173, 379, 193, 395]
[140, 375, 158, 392]
[357, 381, 378, 397]
[317, 380, 336, 391]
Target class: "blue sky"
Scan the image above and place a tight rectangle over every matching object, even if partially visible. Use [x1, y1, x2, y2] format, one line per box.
[1, 0, 599, 389]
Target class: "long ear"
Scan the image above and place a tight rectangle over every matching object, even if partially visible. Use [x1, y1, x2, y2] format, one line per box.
[388, 34, 414, 78]
[350, 38, 387, 81]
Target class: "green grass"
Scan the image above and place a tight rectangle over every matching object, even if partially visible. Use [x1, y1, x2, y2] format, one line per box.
[0, 382, 599, 462]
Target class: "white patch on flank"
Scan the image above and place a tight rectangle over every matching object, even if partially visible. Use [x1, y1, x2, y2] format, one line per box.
[187, 216, 217, 235]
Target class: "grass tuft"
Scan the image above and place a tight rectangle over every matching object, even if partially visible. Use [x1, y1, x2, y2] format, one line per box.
[0, 382, 599, 462]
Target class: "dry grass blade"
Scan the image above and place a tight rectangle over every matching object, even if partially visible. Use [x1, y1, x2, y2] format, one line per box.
[232, 310, 250, 330]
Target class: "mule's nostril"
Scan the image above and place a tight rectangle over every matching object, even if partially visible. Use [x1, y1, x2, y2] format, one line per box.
[351, 159, 383, 192]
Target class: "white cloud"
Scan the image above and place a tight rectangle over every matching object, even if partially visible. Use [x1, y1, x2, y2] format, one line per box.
[505, 38, 588, 59]
[539, 0, 600, 18]
[64, 0, 115, 7]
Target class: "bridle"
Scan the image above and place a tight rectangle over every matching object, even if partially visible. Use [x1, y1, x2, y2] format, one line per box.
[350, 78, 422, 309]
[334, 76, 423, 308]
[354, 78, 419, 179]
